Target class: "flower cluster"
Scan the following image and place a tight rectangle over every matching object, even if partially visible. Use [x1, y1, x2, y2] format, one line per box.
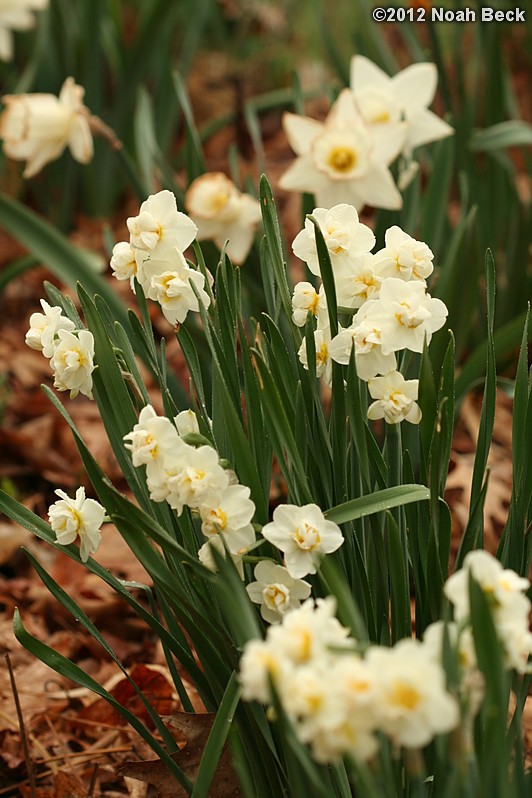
[292, 204, 447, 424]
[110, 190, 210, 326]
[0, 0, 48, 62]
[25, 299, 95, 399]
[240, 598, 460, 762]
[445, 550, 532, 673]
[279, 56, 452, 211]
[0, 77, 93, 178]
[185, 172, 262, 265]
[48, 486, 105, 562]
[124, 405, 256, 568]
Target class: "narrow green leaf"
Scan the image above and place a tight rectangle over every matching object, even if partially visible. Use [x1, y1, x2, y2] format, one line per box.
[326, 485, 430, 525]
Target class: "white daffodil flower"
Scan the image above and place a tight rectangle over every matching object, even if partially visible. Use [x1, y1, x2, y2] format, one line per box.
[279, 89, 405, 211]
[372, 225, 434, 282]
[246, 561, 311, 623]
[292, 204, 375, 277]
[261, 505, 344, 578]
[0, 0, 48, 62]
[25, 299, 75, 359]
[0, 77, 93, 177]
[186, 172, 262, 265]
[127, 190, 197, 258]
[329, 314, 397, 381]
[375, 278, 448, 354]
[350, 55, 453, 153]
[49, 329, 95, 399]
[366, 639, 460, 749]
[198, 535, 245, 580]
[110, 241, 138, 283]
[48, 486, 105, 562]
[298, 326, 333, 386]
[199, 483, 256, 554]
[123, 404, 180, 467]
[148, 263, 210, 326]
[367, 371, 421, 425]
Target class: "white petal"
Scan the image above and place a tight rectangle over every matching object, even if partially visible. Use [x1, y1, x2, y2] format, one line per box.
[278, 155, 329, 194]
[282, 113, 322, 156]
[406, 109, 454, 149]
[354, 165, 402, 210]
[315, 182, 366, 211]
[326, 89, 363, 128]
[68, 115, 93, 164]
[372, 122, 407, 165]
[392, 63, 438, 112]
[225, 226, 255, 265]
[350, 55, 390, 92]
[23, 141, 65, 177]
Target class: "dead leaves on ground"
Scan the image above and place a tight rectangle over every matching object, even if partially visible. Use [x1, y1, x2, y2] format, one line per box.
[119, 712, 240, 798]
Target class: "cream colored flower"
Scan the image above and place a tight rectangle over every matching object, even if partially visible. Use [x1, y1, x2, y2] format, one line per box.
[25, 299, 75, 358]
[49, 329, 95, 399]
[127, 190, 197, 258]
[279, 89, 405, 211]
[367, 371, 421, 425]
[0, 0, 48, 62]
[350, 55, 453, 152]
[123, 404, 179, 467]
[329, 313, 396, 381]
[246, 561, 311, 623]
[376, 278, 448, 354]
[110, 241, 138, 283]
[198, 535, 245, 580]
[185, 173, 262, 265]
[199, 483, 256, 554]
[372, 226, 434, 282]
[292, 204, 375, 277]
[261, 505, 344, 578]
[0, 77, 93, 177]
[367, 638, 460, 748]
[298, 326, 333, 386]
[48, 486, 105, 562]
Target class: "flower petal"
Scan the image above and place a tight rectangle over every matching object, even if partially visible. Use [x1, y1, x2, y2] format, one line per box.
[391, 63, 438, 112]
[354, 165, 402, 211]
[350, 55, 390, 91]
[406, 109, 454, 149]
[282, 112, 322, 156]
[278, 155, 329, 194]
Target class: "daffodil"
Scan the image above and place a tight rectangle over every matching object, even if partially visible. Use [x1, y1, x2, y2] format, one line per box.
[185, 172, 262, 265]
[0, 77, 93, 177]
[48, 486, 105, 562]
[350, 55, 453, 153]
[279, 89, 405, 211]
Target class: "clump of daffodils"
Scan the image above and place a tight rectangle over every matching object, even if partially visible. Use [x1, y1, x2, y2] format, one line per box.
[240, 598, 460, 763]
[111, 190, 210, 326]
[279, 56, 452, 210]
[25, 299, 95, 399]
[185, 172, 262, 265]
[0, 0, 48, 62]
[240, 552, 531, 764]
[0, 77, 93, 178]
[292, 203, 447, 424]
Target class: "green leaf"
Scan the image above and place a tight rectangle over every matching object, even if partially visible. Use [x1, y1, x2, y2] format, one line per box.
[0, 193, 127, 327]
[326, 485, 430, 525]
[191, 672, 241, 798]
[469, 120, 532, 152]
[259, 174, 292, 323]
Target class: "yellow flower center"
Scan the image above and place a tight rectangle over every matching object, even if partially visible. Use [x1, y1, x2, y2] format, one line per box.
[316, 343, 329, 367]
[328, 146, 357, 174]
[370, 110, 391, 124]
[391, 681, 421, 710]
